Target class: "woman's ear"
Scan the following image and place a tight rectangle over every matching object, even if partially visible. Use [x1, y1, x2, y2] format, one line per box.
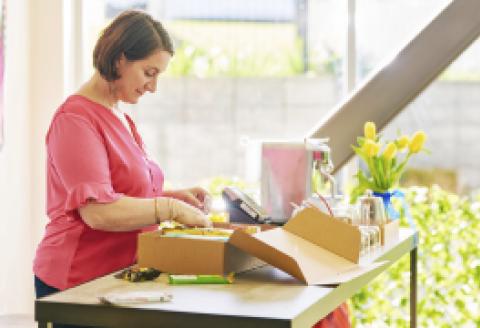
[115, 53, 127, 72]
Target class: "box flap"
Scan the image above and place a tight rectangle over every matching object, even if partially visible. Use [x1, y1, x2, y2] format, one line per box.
[284, 207, 361, 263]
[229, 229, 307, 283]
[230, 223, 386, 285]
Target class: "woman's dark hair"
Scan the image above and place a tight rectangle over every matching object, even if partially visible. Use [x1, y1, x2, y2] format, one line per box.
[93, 10, 174, 81]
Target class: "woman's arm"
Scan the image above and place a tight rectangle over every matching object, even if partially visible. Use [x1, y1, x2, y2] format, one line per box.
[79, 196, 210, 232]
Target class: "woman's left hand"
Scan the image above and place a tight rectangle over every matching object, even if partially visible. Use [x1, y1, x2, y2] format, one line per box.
[162, 187, 211, 213]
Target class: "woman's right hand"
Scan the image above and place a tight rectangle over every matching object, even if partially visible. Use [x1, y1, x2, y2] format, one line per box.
[157, 197, 211, 227]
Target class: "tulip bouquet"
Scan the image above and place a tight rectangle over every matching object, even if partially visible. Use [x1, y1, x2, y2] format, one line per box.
[350, 121, 427, 203]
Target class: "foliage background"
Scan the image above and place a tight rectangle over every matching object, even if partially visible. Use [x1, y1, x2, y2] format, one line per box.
[164, 20, 341, 78]
[349, 185, 480, 327]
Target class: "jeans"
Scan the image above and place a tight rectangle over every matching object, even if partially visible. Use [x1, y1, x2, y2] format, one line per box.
[34, 276, 89, 328]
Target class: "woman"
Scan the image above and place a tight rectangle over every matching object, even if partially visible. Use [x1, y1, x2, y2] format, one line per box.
[33, 10, 210, 319]
[34, 9, 349, 328]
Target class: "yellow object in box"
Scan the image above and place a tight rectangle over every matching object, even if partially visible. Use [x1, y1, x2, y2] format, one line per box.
[162, 225, 260, 238]
[208, 211, 229, 223]
[164, 227, 234, 237]
[240, 225, 260, 234]
[158, 220, 185, 230]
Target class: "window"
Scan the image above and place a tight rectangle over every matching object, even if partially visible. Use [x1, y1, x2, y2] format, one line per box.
[357, 0, 480, 193]
[79, 0, 478, 193]
[81, 0, 345, 187]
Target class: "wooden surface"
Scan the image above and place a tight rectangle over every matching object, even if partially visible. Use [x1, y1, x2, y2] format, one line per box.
[36, 229, 417, 328]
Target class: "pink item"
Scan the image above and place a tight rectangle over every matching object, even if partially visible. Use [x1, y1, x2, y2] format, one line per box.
[33, 95, 164, 290]
[312, 303, 351, 328]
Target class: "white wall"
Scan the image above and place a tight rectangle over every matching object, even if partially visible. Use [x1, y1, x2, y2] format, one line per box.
[29, 0, 65, 249]
[0, 0, 65, 315]
[0, 0, 33, 315]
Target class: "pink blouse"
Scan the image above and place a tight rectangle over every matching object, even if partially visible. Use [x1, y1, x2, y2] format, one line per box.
[33, 95, 164, 290]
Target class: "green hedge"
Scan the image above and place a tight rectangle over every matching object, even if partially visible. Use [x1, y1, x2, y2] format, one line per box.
[349, 185, 480, 327]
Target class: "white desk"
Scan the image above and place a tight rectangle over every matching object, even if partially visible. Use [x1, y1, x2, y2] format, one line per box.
[36, 229, 418, 328]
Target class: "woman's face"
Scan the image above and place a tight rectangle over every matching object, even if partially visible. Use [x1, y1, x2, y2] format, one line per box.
[113, 49, 171, 104]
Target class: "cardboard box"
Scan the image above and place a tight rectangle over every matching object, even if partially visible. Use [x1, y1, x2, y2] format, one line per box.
[138, 208, 386, 286]
[137, 223, 269, 275]
[229, 207, 385, 285]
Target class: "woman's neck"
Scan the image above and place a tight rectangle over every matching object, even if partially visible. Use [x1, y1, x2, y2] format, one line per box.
[76, 72, 118, 109]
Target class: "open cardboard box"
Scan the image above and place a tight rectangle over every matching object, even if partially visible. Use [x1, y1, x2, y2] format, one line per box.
[229, 207, 386, 285]
[138, 207, 388, 285]
[137, 223, 270, 275]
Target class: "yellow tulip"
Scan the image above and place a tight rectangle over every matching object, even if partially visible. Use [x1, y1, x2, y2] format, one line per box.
[363, 140, 380, 157]
[396, 135, 409, 150]
[383, 142, 397, 160]
[371, 143, 380, 157]
[364, 121, 376, 140]
[409, 131, 427, 154]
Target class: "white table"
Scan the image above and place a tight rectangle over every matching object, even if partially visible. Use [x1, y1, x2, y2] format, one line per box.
[35, 229, 418, 328]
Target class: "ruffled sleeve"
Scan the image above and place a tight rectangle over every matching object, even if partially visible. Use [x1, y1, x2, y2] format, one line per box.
[64, 182, 122, 212]
[47, 113, 122, 212]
